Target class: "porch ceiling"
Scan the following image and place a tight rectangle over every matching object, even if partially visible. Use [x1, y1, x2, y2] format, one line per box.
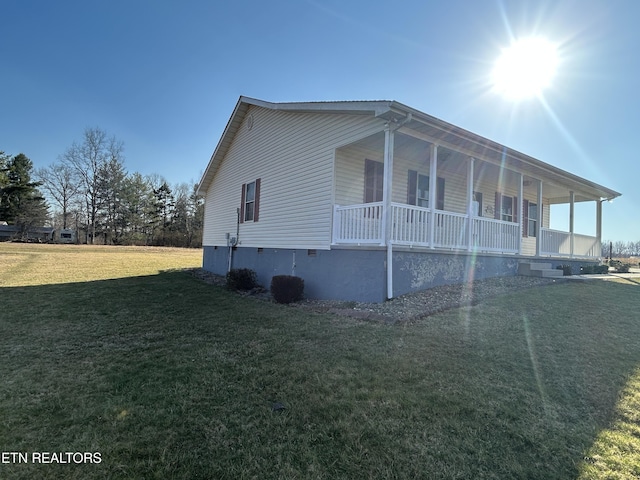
[395, 115, 620, 203]
[349, 127, 616, 205]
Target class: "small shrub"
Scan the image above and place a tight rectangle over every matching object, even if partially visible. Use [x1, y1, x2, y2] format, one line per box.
[226, 268, 258, 291]
[556, 264, 572, 276]
[581, 264, 609, 275]
[616, 264, 631, 274]
[270, 275, 304, 304]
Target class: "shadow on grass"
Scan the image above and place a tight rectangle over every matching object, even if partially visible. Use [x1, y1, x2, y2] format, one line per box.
[608, 274, 640, 286]
[1, 272, 640, 479]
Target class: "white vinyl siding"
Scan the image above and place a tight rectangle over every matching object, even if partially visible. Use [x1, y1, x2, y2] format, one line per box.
[203, 105, 383, 249]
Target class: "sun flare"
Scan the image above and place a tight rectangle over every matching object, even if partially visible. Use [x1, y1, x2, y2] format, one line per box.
[492, 37, 559, 100]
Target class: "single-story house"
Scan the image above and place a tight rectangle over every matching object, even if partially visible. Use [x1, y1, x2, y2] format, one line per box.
[197, 96, 620, 302]
[0, 224, 55, 242]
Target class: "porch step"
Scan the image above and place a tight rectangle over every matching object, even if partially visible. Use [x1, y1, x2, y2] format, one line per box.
[518, 262, 564, 278]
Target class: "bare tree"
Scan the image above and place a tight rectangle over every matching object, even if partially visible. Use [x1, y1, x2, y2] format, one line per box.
[36, 162, 81, 229]
[62, 128, 124, 244]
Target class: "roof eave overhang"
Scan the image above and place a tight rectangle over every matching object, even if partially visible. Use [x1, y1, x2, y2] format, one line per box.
[386, 100, 621, 202]
[197, 97, 621, 203]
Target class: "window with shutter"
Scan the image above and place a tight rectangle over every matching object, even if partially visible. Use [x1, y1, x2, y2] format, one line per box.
[527, 202, 538, 237]
[364, 159, 384, 203]
[407, 170, 445, 209]
[495, 193, 517, 222]
[240, 179, 261, 223]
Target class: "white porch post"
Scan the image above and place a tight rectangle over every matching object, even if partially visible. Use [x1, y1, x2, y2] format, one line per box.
[596, 199, 603, 257]
[518, 173, 524, 255]
[383, 125, 395, 299]
[466, 157, 475, 251]
[428, 144, 438, 249]
[381, 126, 395, 246]
[535, 180, 543, 257]
[569, 191, 575, 258]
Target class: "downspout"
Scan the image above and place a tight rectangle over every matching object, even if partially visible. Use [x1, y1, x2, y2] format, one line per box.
[383, 126, 394, 300]
[227, 208, 240, 273]
[596, 199, 603, 258]
[569, 191, 575, 258]
[384, 113, 412, 300]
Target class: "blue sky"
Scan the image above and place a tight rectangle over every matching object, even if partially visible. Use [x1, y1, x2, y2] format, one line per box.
[2, 0, 638, 241]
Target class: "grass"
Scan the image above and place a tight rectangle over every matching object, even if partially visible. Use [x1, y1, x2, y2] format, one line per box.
[1, 243, 640, 478]
[0, 243, 202, 286]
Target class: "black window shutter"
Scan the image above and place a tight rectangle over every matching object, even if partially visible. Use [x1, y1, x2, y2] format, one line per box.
[437, 177, 445, 210]
[407, 170, 417, 205]
[254, 178, 261, 222]
[240, 183, 246, 223]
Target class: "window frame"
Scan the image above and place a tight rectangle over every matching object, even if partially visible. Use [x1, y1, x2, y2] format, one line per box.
[523, 200, 538, 237]
[407, 170, 445, 210]
[364, 159, 384, 203]
[240, 178, 261, 223]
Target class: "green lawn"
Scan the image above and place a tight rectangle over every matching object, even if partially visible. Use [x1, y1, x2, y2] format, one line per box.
[1, 244, 640, 479]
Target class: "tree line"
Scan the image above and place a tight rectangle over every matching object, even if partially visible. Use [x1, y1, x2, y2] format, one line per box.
[1, 127, 204, 247]
[602, 240, 640, 259]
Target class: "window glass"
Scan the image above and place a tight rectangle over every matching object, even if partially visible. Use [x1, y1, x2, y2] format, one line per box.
[528, 202, 538, 237]
[244, 181, 256, 221]
[245, 182, 255, 203]
[417, 174, 429, 207]
[501, 195, 513, 222]
[365, 159, 384, 203]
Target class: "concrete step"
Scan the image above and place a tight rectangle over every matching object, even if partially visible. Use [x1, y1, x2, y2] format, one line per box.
[518, 262, 564, 278]
[520, 268, 565, 278]
[518, 262, 552, 275]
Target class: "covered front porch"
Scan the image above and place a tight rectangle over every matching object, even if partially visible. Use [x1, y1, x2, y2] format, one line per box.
[330, 115, 612, 260]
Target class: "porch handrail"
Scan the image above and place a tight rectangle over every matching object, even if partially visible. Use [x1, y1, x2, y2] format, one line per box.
[390, 203, 431, 245]
[333, 202, 520, 253]
[540, 227, 600, 258]
[574, 232, 601, 257]
[387, 203, 519, 253]
[471, 216, 520, 253]
[332, 204, 616, 257]
[540, 228, 601, 258]
[333, 203, 383, 244]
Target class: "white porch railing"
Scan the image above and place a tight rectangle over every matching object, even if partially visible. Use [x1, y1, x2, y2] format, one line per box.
[332, 202, 383, 244]
[540, 228, 601, 258]
[390, 203, 430, 245]
[333, 203, 519, 253]
[333, 204, 602, 257]
[471, 217, 520, 253]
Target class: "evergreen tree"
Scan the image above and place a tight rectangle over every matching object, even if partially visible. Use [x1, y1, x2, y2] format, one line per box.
[120, 172, 153, 245]
[0, 153, 49, 236]
[151, 181, 175, 245]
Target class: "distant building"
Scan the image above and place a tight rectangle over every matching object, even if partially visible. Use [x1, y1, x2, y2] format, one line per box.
[53, 228, 77, 244]
[0, 224, 54, 242]
[0, 225, 77, 243]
